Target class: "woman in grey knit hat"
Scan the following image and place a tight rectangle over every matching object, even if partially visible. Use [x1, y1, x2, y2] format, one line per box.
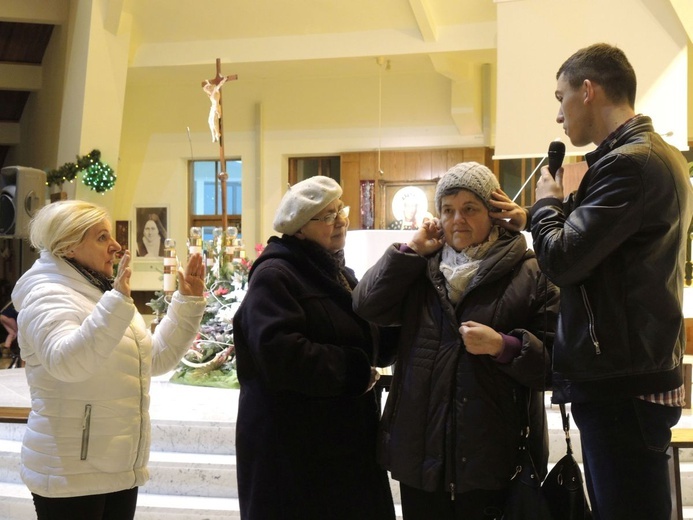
[353, 162, 559, 520]
[233, 175, 397, 520]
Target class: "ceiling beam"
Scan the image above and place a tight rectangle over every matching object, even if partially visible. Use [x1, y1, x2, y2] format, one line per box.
[103, 0, 126, 35]
[0, 123, 20, 145]
[407, 0, 438, 42]
[668, 0, 693, 42]
[0, 0, 68, 24]
[0, 64, 42, 91]
[130, 22, 496, 68]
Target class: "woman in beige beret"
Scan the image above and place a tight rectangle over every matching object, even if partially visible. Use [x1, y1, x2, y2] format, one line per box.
[233, 175, 397, 519]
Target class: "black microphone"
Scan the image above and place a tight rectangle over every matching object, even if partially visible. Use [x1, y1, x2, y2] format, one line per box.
[547, 140, 565, 178]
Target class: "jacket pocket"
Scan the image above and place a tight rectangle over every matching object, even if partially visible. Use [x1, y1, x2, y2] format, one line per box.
[81, 404, 92, 460]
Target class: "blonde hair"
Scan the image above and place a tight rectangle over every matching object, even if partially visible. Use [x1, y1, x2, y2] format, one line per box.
[29, 200, 110, 257]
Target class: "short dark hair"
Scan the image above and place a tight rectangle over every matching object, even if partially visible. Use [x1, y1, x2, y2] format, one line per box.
[557, 43, 636, 108]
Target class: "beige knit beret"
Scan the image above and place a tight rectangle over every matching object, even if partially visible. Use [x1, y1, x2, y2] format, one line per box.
[434, 162, 500, 213]
[273, 176, 343, 235]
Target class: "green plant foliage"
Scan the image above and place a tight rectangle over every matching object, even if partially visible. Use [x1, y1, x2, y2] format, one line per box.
[149, 238, 252, 389]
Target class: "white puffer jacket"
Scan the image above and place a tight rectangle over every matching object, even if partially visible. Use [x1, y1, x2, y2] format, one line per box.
[12, 251, 206, 498]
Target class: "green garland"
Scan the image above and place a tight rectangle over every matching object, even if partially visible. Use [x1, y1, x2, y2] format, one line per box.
[83, 161, 117, 193]
[46, 149, 117, 193]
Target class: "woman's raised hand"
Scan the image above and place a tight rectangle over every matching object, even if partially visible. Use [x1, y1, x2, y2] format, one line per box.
[113, 251, 132, 298]
[178, 253, 206, 297]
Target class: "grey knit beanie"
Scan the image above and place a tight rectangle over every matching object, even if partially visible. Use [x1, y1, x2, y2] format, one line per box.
[434, 162, 500, 214]
[273, 176, 343, 235]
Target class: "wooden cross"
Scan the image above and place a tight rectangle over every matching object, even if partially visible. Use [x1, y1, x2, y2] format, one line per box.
[202, 58, 238, 230]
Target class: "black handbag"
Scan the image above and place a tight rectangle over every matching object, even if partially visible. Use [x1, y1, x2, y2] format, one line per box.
[502, 391, 552, 520]
[542, 404, 592, 520]
[503, 395, 592, 520]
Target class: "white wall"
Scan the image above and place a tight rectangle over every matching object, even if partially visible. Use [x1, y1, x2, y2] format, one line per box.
[494, 0, 689, 159]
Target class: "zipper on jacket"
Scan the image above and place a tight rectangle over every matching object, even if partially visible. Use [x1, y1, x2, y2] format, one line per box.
[131, 325, 146, 478]
[579, 286, 601, 354]
[80, 404, 92, 460]
[448, 343, 458, 502]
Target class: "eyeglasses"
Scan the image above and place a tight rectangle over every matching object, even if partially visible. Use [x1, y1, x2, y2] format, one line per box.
[310, 206, 350, 225]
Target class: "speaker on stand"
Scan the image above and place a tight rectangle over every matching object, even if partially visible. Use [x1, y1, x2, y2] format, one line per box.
[0, 166, 46, 281]
[0, 166, 46, 238]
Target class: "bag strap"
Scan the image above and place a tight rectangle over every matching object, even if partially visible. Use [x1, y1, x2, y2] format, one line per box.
[516, 386, 538, 449]
[559, 403, 574, 456]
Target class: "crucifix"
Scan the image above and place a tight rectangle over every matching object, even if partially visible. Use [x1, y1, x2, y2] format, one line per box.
[202, 58, 238, 230]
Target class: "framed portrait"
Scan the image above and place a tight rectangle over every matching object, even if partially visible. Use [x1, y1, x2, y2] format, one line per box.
[133, 206, 169, 259]
[115, 220, 130, 255]
[379, 180, 437, 230]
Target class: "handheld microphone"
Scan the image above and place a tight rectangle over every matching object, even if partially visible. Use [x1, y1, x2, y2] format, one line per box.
[547, 140, 565, 178]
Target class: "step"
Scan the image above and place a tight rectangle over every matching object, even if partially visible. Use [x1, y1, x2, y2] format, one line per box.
[150, 419, 234, 455]
[146, 451, 236, 498]
[0, 371, 689, 519]
[136, 493, 240, 520]
[0, 480, 687, 520]
[0, 426, 692, 502]
[0, 419, 236, 455]
[0, 438, 237, 499]
[0, 482, 242, 520]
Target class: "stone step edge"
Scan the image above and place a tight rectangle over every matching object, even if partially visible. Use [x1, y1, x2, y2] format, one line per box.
[0, 437, 692, 474]
[0, 480, 691, 519]
[0, 481, 239, 512]
[0, 439, 235, 466]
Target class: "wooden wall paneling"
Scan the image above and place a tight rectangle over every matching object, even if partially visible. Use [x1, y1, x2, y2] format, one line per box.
[383, 150, 407, 181]
[407, 151, 432, 180]
[341, 153, 359, 173]
[337, 147, 494, 230]
[431, 149, 448, 179]
[446, 149, 466, 169]
[562, 161, 588, 195]
[462, 147, 486, 165]
[340, 159, 361, 229]
[403, 151, 416, 180]
[359, 152, 376, 179]
[483, 148, 495, 174]
[402, 151, 415, 180]
[377, 151, 390, 179]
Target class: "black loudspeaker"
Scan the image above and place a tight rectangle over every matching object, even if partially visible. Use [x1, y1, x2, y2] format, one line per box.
[0, 166, 46, 238]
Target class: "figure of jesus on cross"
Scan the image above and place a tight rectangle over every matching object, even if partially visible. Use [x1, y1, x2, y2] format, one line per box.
[202, 58, 238, 230]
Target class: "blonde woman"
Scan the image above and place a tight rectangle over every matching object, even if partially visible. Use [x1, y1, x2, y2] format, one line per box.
[12, 200, 206, 519]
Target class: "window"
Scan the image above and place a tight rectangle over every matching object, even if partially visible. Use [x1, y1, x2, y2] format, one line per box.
[497, 157, 543, 206]
[288, 156, 340, 185]
[189, 159, 242, 242]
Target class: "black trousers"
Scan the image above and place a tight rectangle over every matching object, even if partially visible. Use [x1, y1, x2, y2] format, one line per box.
[400, 483, 507, 520]
[32, 487, 139, 520]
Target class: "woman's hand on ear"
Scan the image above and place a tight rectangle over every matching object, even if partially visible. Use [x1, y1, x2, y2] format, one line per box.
[408, 219, 445, 256]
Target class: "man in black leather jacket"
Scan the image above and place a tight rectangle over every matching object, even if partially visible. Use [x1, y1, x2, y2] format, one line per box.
[492, 43, 693, 520]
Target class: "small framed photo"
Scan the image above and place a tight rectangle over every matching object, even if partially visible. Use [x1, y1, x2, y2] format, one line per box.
[379, 180, 437, 230]
[133, 206, 169, 259]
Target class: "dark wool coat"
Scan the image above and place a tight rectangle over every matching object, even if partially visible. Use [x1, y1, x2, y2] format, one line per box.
[353, 230, 560, 495]
[233, 236, 397, 520]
